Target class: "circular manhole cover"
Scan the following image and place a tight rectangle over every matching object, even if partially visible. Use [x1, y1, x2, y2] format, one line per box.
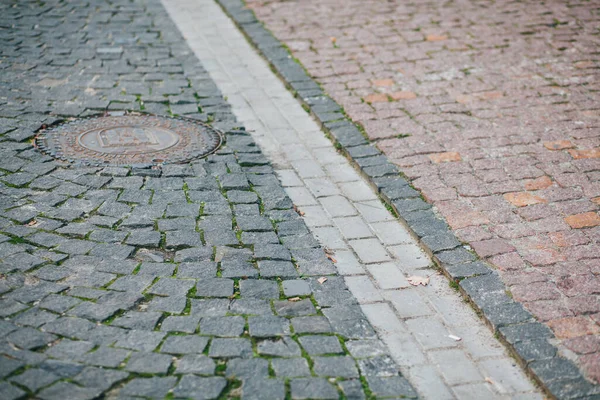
[35, 113, 223, 166]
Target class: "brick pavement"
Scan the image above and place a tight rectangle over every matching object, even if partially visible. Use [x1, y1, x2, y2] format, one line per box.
[0, 0, 419, 399]
[163, 0, 542, 398]
[245, 0, 600, 385]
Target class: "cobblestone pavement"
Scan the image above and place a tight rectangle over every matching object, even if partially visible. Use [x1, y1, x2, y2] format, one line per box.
[244, 0, 600, 385]
[0, 1, 421, 399]
[163, 0, 541, 398]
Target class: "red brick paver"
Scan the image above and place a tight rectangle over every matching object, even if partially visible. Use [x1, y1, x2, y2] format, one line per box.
[247, 0, 600, 382]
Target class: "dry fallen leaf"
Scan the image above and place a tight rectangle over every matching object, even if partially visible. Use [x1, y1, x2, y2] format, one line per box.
[26, 219, 37, 226]
[317, 277, 328, 284]
[448, 334, 462, 341]
[288, 297, 301, 302]
[407, 275, 430, 286]
[293, 205, 305, 216]
[324, 248, 337, 263]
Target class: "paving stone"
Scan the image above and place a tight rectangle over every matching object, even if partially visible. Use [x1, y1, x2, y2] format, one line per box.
[80, 346, 129, 368]
[196, 278, 233, 297]
[72, 366, 128, 392]
[242, 378, 286, 400]
[384, 289, 433, 318]
[177, 261, 217, 278]
[112, 311, 162, 330]
[227, 190, 259, 204]
[165, 230, 202, 248]
[166, 203, 200, 217]
[119, 377, 178, 399]
[175, 354, 215, 375]
[271, 357, 312, 378]
[172, 375, 227, 400]
[349, 238, 392, 263]
[42, 317, 96, 340]
[147, 277, 195, 296]
[313, 356, 359, 378]
[174, 246, 214, 262]
[7, 327, 56, 350]
[291, 316, 333, 334]
[253, 244, 292, 261]
[274, 299, 316, 317]
[108, 275, 154, 293]
[9, 368, 60, 392]
[147, 295, 187, 313]
[161, 335, 209, 354]
[0, 356, 24, 379]
[137, 261, 176, 276]
[290, 378, 339, 399]
[367, 376, 417, 399]
[38, 359, 84, 379]
[37, 381, 102, 400]
[405, 317, 458, 350]
[248, 316, 291, 337]
[125, 230, 161, 247]
[45, 339, 94, 361]
[430, 349, 483, 385]
[346, 340, 390, 359]
[229, 298, 273, 315]
[357, 355, 399, 377]
[187, 299, 228, 317]
[529, 357, 582, 383]
[160, 316, 199, 334]
[257, 337, 302, 357]
[236, 215, 273, 231]
[114, 330, 165, 352]
[499, 323, 554, 345]
[226, 358, 269, 379]
[200, 316, 245, 336]
[221, 259, 258, 278]
[158, 217, 197, 231]
[13, 307, 58, 327]
[209, 338, 253, 358]
[299, 335, 343, 355]
[239, 279, 279, 299]
[513, 339, 557, 363]
[125, 351, 173, 374]
[282, 280, 312, 297]
[339, 379, 366, 400]
[479, 358, 536, 393]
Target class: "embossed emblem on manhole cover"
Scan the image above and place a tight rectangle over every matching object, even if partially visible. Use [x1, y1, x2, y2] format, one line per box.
[35, 113, 223, 166]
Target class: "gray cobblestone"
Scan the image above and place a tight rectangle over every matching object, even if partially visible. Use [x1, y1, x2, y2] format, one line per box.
[209, 338, 253, 358]
[175, 354, 215, 375]
[200, 316, 245, 337]
[240, 279, 279, 299]
[257, 337, 302, 357]
[313, 356, 359, 378]
[249, 316, 290, 337]
[226, 358, 269, 379]
[290, 378, 339, 400]
[196, 278, 234, 297]
[161, 335, 209, 354]
[125, 352, 173, 374]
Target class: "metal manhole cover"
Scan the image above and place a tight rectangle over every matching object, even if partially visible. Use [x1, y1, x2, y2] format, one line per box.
[35, 113, 223, 166]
